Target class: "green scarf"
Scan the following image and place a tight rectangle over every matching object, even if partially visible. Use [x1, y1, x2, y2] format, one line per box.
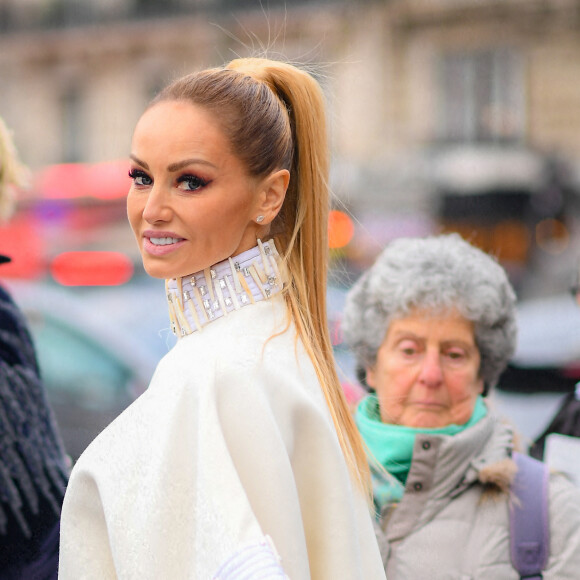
[355, 395, 487, 513]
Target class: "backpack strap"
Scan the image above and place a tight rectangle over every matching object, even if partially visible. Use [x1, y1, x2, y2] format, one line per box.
[509, 452, 550, 580]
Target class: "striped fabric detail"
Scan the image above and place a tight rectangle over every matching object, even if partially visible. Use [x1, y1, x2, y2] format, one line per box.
[213, 536, 288, 580]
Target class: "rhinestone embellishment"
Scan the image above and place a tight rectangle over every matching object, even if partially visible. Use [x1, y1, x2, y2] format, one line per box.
[166, 239, 283, 338]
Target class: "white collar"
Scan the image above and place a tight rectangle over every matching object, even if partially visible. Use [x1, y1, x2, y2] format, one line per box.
[166, 239, 285, 338]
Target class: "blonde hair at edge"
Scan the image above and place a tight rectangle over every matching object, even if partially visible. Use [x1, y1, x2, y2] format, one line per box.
[0, 117, 28, 221]
[152, 58, 371, 496]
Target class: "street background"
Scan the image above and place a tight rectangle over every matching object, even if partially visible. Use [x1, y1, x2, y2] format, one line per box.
[1, 0, 580, 458]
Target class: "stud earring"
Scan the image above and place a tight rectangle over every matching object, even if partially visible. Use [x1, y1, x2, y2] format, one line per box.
[256, 215, 265, 223]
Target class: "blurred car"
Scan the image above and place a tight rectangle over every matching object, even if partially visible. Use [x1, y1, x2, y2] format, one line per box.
[499, 292, 580, 393]
[490, 291, 580, 443]
[6, 278, 168, 460]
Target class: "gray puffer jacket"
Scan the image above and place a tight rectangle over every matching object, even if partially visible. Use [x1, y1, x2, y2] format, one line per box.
[374, 411, 580, 579]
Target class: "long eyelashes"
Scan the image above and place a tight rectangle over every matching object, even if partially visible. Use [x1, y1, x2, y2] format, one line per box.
[128, 168, 147, 178]
[128, 169, 210, 192]
[176, 174, 210, 191]
[128, 168, 152, 186]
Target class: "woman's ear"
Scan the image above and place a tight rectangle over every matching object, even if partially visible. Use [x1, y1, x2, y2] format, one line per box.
[365, 367, 376, 390]
[478, 378, 487, 397]
[255, 169, 290, 225]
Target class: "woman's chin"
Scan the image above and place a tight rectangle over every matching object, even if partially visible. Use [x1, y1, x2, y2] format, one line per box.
[140, 257, 184, 280]
[402, 412, 449, 429]
[142, 265, 171, 280]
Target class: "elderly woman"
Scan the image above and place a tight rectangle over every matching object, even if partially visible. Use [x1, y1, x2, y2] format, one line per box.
[342, 233, 580, 579]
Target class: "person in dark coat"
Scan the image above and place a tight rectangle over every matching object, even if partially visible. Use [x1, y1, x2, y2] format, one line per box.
[0, 116, 69, 579]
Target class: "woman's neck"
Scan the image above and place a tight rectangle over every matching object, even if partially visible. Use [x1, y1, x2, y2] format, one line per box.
[165, 238, 285, 337]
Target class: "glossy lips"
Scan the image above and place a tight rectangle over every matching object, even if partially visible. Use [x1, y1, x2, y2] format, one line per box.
[142, 231, 185, 256]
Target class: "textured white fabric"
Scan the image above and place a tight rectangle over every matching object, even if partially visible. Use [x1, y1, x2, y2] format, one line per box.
[58, 295, 385, 579]
[212, 535, 287, 579]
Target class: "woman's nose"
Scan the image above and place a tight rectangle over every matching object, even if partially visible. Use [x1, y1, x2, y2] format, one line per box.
[142, 186, 171, 224]
[418, 350, 443, 387]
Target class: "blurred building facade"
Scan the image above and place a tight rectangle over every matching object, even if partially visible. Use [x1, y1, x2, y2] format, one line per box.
[1, 0, 580, 293]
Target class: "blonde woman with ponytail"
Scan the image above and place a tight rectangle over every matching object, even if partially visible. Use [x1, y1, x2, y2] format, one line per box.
[59, 58, 386, 579]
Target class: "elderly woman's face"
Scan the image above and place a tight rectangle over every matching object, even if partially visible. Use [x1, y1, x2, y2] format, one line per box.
[366, 308, 484, 428]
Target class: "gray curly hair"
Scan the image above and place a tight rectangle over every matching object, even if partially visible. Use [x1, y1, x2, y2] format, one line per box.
[341, 233, 518, 394]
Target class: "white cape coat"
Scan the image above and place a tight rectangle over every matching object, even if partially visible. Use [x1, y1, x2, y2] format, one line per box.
[58, 297, 385, 579]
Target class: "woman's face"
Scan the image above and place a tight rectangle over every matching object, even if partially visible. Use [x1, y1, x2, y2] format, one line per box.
[366, 308, 484, 428]
[127, 100, 265, 279]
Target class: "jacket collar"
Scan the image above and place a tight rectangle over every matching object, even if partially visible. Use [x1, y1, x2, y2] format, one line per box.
[435, 413, 515, 497]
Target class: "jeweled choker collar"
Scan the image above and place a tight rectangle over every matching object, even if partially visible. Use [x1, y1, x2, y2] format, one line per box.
[166, 239, 285, 338]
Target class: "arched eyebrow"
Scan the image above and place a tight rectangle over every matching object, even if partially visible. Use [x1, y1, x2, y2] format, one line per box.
[129, 154, 216, 172]
[167, 158, 217, 172]
[388, 331, 475, 351]
[390, 330, 422, 342]
[440, 339, 476, 351]
[129, 154, 148, 169]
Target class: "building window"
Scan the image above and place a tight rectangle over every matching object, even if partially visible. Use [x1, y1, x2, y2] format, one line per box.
[437, 48, 525, 144]
[61, 85, 84, 163]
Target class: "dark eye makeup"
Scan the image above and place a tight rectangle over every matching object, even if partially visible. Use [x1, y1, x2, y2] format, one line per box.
[177, 174, 210, 191]
[128, 169, 211, 192]
[128, 168, 152, 186]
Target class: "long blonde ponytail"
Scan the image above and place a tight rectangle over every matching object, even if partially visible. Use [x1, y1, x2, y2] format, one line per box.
[228, 58, 372, 497]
